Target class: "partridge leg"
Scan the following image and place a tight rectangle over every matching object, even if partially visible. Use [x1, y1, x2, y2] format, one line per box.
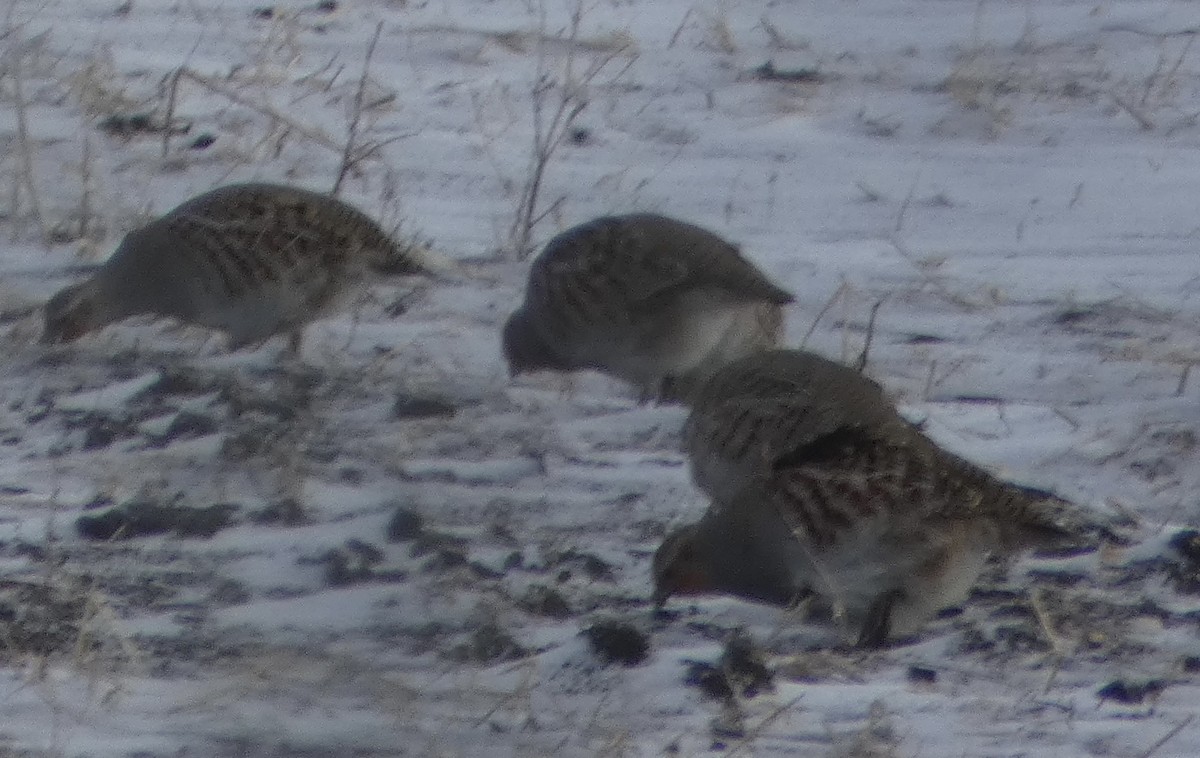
[856, 588, 905, 649]
[286, 328, 304, 356]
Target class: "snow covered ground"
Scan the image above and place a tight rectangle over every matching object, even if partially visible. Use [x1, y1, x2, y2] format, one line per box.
[2, 0, 1200, 755]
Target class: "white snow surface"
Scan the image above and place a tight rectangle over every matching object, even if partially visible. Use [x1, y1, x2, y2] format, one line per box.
[1, 0, 1200, 755]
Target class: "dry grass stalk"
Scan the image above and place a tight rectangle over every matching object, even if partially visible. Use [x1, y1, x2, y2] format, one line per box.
[726, 695, 804, 757]
[1028, 588, 1069, 694]
[160, 67, 183, 157]
[856, 298, 885, 373]
[507, 1, 635, 258]
[1137, 714, 1196, 758]
[668, 7, 694, 48]
[825, 699, 900, 758]
[333, 21, 385, 195]
[887, 238, 979, 309]
[942, 50, 1014, 134]
[706, 12, 737, 54]
[1176, 362, 1193, 396]
[68, 52, 141, 118]
[78, 135, 93, 244]
[893, 172, 920, 235]
[800, 281, 850, 349]
[5, 23, 49, 244]
[922, 359, 938, 402]
[174, 67, 343, 151]
[1110, 92, 1155, 130]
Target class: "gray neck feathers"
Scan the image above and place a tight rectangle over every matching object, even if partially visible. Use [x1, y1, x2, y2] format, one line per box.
[503, 308, 570, 372]
[97, 224, 192, 319]
[695, 505, 798, 605]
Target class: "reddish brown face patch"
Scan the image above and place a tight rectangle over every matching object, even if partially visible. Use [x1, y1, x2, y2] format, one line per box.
[670, 565, 714, 595]
[42, 314, 87, 344]
[60, 317, 89, 342]
[656, 563, 714, 606]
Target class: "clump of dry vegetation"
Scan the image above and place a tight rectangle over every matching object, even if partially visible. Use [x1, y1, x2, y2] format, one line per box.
[460, 2, 637, 258]
[0, 565, 139, 701]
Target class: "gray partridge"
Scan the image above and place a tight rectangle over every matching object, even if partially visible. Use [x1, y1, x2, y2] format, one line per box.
[655, 349, 1101, 646]
[502, 214, 794, 402]
[42, 182, 432, 352]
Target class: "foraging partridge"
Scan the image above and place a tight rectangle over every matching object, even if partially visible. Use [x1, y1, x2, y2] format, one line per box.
[655, 349, 1100, 646]
[502, 214, 794, 402]
[42, 182, 431, 352]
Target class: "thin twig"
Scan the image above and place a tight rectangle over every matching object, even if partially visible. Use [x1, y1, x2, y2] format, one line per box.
[800, 281, 848, 348]
[295, 54, 344, 91]
[1110, 92, 1156, 130]
[1139, 50, 1169, 109]
[161, 67, 182, 158]
[1137, 714, 1196, 758]
[79, 135, 93, 244]
[508, 1, 633, 257]
[922, 359, 937, 402]
[1100, 24, 1200, 38]
[668, 7, 693, 48]
[838, 285, 852, 364]
[529, 194, 567, 229]
[888, 238, 978, 309]
[1151, 35, 1194, 107]
[894, 169, 921, 234]
[178, 68, 343, 150]
[1051, 406, 1080, 431]
[726, 695, 804, 757]
[1160, 34, 1196, 97]
[856, 298, 885, 373]
[350, 132, 419, 165]
[1068, 181, 1084, 208]
[333, 20, 384, 196]
[8, 29, 48, 244]
[855, 180, 884, 203]
[1029, 588, 1066, 694]
[1176, 362, 1192, 396]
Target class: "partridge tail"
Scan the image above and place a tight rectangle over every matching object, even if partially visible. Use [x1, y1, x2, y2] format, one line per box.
[1002, 483, 1124, 556]
[372, 240, 461, 279]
